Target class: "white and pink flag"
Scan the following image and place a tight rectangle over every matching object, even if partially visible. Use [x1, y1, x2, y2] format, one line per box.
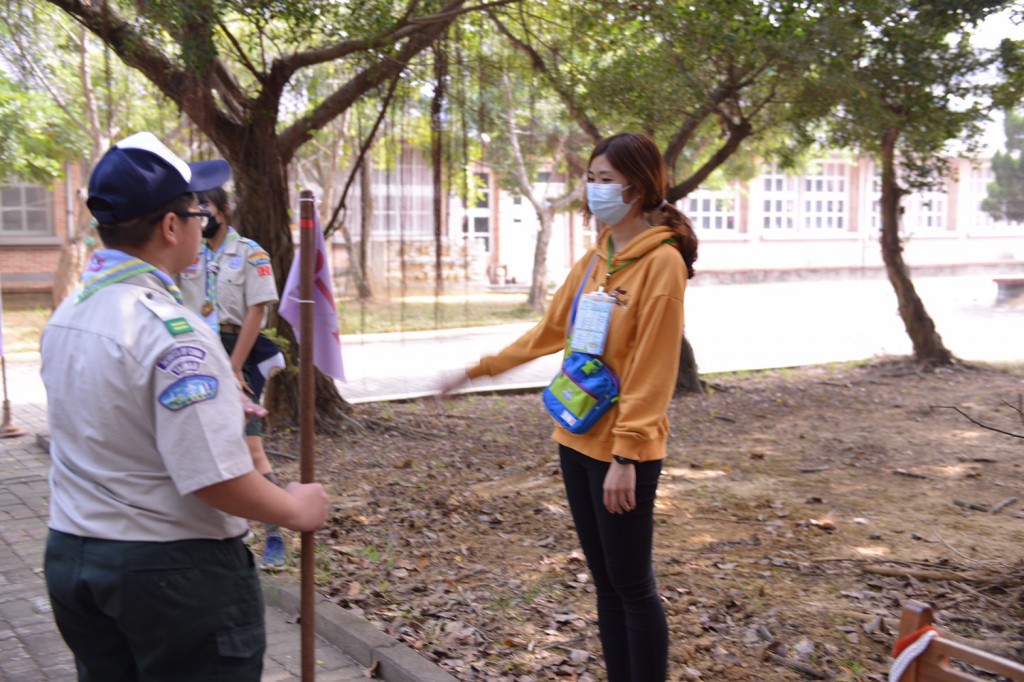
[279, 200, 345, 381]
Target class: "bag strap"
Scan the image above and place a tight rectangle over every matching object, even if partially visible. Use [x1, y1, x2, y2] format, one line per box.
[567, 253, 599, 337]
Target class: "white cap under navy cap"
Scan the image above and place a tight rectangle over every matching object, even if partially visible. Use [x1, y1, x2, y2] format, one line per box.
[87, 132, 232, 224]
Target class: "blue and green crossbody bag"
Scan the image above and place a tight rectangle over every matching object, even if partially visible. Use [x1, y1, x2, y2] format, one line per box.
[542, 255, 621, 434]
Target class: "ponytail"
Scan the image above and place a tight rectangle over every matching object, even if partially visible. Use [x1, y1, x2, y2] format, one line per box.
[652, 202, 698, 280]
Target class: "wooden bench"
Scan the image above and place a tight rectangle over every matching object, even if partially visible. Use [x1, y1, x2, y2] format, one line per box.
[993, 277, 1024, 305]
[893, 600, 1024, 681]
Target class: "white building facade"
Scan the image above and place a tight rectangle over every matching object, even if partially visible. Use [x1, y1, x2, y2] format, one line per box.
[478, 155, 1024, 289]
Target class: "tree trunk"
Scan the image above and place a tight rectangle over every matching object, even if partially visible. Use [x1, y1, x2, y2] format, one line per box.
[527, 212, 553, 312]
[52, 218, 97, 307]
[878, 128, 953, 367]
[356, 154, 374, 300]
[220, 127, 351, 428]
[265, 368, 348, 435]
[675, 334, 705, 395]
[431, 40, 447, 302]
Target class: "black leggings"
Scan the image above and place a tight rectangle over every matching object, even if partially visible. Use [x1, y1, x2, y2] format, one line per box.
[559, 445, 668, 682]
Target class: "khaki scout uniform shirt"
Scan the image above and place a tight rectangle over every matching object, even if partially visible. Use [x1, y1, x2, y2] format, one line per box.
[178, 227, 279, 328]
[41, 272, 253, 541]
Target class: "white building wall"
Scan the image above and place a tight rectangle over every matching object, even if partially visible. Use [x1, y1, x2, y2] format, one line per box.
[652, 155, 1024, 277]
[353, 152, 1024, 296]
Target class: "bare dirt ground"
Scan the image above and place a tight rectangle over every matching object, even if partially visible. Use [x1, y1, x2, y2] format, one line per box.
[266, 358, 1024, 681]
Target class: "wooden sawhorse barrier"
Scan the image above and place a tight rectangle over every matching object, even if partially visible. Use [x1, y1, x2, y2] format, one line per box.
[891, 600, 1024, 681]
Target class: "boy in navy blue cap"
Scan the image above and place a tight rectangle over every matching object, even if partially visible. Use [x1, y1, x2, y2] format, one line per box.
[41, 132, 329, 681]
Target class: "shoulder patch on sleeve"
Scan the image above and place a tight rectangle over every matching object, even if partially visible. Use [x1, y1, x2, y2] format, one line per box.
[246, 251, 271, 268]
[164, 318, 193, 335]
[138, 293, 201, 338]
[159, 375, 219, 411]
[156, 345, 208, 377]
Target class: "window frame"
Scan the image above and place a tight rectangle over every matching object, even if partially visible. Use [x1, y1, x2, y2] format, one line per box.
[0, 180, 58, 246]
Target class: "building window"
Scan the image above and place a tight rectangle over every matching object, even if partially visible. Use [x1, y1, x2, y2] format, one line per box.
[461, 214, 491, 253]
[801, 162, 846, 230]
[759, 161, 849, 233]
[348, 148, 435, 240]
[686, 190, 737, 231]
[903, 192, 946, 232]
[761, 167, 798, 230]
[1, 182, 52, 238]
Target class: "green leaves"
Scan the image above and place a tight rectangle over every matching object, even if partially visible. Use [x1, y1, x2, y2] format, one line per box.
[819, 0, 1007, 192]
[0, 74, 79, 183]
[982, 110, 1024, 223]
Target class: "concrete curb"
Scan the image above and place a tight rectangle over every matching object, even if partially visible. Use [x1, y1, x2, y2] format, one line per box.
[261, 575, 457, 682]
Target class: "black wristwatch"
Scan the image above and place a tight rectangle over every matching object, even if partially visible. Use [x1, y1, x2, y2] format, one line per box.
[613, 455, 636, 465]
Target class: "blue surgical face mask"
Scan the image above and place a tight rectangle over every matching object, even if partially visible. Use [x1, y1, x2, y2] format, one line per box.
[587, 183, 634, 226]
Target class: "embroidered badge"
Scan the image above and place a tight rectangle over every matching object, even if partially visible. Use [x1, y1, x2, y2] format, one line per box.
[257, 265, 272, 277]
[247, 253, 271, 267]
[229, 255, 243, 270]
[158, 375, 219, 411]
[164, 318, 193, 335]
[156, 345, 208, 377]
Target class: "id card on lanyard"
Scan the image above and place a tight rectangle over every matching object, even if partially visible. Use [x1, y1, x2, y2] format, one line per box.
[569, 290, 616, 355]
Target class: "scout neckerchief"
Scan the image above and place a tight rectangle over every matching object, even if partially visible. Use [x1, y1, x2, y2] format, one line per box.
[199, 226, 239, 333]
[76, 248, 183, 305]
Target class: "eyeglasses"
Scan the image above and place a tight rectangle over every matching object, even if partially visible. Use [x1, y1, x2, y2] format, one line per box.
[149, 209, 212, 228]
[176, 210, 212, 228]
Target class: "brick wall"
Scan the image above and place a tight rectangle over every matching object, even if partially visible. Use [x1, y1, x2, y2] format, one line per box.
[0, 163, 86, 299]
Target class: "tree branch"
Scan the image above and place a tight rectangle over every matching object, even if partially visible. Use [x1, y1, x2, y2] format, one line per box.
[323, 74, 402, 239]
[44, 0, 234, 141]
[932, 405, 1024, 440]
[276, 4, 463, 159]
[490, 12, 602, 143]
[668, 117, 753, 201]
[280, 0, 509, 72]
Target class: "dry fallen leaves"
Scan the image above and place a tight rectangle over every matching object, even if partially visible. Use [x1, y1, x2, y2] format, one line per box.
[268, 359, 1024, 680]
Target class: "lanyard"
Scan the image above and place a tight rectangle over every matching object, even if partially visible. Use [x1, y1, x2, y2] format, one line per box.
[601, 237, 675, 290]
[201, 228, 239, 312]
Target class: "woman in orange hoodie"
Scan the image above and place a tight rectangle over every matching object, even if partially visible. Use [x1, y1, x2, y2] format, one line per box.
[440, 132, 697, 681]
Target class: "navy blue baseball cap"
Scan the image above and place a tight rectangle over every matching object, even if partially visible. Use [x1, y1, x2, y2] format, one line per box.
[87, 132, 232, 224]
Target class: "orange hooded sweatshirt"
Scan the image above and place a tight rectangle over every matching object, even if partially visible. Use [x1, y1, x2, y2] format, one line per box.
[466, 226, 686, 463]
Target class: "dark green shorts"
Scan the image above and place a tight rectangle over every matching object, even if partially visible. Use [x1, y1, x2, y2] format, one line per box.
[45, 530, 265, 681]
[220, 331, 265, 437]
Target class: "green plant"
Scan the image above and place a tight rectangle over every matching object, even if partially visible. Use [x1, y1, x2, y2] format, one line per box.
[837, 658, 868, 676]
[260, 327, 291, 355]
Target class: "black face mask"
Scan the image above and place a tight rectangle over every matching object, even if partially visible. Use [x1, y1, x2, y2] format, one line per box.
[202, 215, 222, 239]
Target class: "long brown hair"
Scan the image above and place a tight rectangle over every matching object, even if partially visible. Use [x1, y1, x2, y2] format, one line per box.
[584, 132, 698, 279]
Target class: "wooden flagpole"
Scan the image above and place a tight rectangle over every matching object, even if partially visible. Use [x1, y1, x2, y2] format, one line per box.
[298, 190, 317, 680]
